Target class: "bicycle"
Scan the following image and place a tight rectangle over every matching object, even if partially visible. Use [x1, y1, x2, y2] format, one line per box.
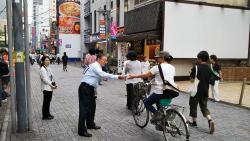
[132, 80, 190, 141]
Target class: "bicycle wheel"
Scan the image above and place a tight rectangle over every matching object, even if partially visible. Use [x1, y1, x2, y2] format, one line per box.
[132, 95, 149, 128]
[162, 109, 189, 141]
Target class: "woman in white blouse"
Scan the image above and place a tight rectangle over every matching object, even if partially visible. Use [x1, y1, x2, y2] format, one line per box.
[40, 56, 57, 120]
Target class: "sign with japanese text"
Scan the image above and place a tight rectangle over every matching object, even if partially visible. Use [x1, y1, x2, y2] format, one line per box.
[99, 19, 106, 39]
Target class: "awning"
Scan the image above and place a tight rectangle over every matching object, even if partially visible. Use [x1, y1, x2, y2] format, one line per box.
[115, 30, 161, 42]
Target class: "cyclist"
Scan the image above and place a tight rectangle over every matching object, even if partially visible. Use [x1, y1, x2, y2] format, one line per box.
[127, 51, 178, 122]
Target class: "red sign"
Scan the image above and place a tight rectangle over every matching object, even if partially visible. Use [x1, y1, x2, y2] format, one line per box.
[99, 19, 106, 39]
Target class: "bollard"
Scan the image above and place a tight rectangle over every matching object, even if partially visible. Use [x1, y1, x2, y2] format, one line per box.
[239, 77, 247, 105]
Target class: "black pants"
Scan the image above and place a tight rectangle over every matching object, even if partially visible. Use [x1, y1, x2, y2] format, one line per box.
[78, 82, 96, 134]
[126, 83, 134, 110]
[42, 90, 53, 117]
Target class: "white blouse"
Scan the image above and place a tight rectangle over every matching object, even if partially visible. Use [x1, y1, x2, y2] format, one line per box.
[40, 66, 55, 92]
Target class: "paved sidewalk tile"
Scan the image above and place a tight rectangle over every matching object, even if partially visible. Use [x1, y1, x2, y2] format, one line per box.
[10, 64, 250, 141]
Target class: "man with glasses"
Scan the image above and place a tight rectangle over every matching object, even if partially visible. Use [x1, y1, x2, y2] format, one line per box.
[78, 54, 125, 137]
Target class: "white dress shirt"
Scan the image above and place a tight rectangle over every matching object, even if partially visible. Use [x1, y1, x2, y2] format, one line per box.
[81, 61, 119, 88]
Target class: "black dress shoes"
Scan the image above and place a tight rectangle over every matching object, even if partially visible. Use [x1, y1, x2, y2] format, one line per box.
[42, 115, 54, 120]
[87, 125, 101, 130]
[78, 131, 92, 137]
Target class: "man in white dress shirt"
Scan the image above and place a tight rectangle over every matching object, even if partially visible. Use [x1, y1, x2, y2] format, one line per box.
[78, 54, 125, 137]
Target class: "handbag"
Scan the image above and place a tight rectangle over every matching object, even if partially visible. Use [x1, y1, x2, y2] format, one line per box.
[187, 65, 199, 97]
[158, 65, 179, 99]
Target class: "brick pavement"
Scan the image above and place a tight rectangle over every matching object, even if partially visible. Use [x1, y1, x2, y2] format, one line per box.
[10, 64, 250, 141]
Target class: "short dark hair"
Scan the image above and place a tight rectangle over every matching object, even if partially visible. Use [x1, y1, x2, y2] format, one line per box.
[89, 49, 96, 55]
[197, 51, 209, 62]
[126, 51, 137, 61]
[210, 54, 217, 62]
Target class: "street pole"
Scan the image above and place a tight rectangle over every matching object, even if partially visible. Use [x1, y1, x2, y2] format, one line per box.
[6, 0, 17, 132]
[106, 0, 111, 56]
[12, 0, 28, 132]
[24, 0, 32, 130]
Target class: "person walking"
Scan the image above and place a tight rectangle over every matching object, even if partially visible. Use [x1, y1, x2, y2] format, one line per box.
[210, 54, 222, 102]
[123, 51, 142, 110]
[188, 51, 215, 134]
[40, 56, 57, 120]
[78, 54, 125, 137]
[62, 52, 68, 71]
[127, 51, 179, 122]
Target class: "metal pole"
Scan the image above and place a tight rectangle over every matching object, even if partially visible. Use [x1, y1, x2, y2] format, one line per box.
[239, 77, 247, 105]
[4, 25, 7, 47]
[12, 0, 28, 132]
[24, 0, 32, 131]
[6, 0, 17, 132]
[106, 0, 111, 56]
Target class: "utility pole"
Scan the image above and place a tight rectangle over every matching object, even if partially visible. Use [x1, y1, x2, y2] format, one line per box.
[12, 0, 28, 132]
[106, 0, 111, 56]
[24, 0, 32, 130]
[6, 0, 16, 133]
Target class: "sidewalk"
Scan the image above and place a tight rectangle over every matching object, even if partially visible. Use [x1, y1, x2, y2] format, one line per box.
[9, 64, 250, 141]
[176, 81, 250, 108]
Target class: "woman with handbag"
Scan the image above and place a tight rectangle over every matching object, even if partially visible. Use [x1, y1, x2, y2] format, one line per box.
[40, 56, 57, 120]
[127, 51, 179, 123]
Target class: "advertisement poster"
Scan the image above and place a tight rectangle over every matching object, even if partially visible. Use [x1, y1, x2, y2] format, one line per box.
[58, 0, 80, 34]
[117, 42, 128, 73]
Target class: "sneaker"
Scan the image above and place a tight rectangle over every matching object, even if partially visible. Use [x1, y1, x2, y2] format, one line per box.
[208, 120, 215, 134]
[187, 120, 197, 127]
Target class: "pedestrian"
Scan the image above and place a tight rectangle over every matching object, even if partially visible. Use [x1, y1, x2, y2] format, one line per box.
[188, 51, 215, 134]
[62, 52, 68, 71]
[210, 54, 222, 102]
[0, 57, 10, 102]
[139, 55, 150, 82]
[56, 53, 60, 65]
[40, 56, 57, 120]
[123, 51, 142, 110]
[78, 53, 125, 137]
[127, 51, 179, 122]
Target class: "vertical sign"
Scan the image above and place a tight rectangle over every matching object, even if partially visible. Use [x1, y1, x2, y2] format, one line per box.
[99, 19, 106, 39]
[117, 42, 128, 73]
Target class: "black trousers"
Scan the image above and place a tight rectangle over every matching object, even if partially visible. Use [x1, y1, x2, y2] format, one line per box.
[42, 90, 53, 117]
[126, 83, 134, 110]
[78, 82, 96, 134]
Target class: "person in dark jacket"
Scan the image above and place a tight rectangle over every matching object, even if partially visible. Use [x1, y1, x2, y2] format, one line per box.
[62, 52, 68, 72]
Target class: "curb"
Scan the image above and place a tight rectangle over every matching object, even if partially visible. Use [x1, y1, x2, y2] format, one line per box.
[0, 101, 11, 141]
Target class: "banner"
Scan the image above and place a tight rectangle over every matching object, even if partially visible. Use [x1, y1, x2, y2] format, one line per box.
[58, 0, 80, 34]
[117, 42, 128, 73]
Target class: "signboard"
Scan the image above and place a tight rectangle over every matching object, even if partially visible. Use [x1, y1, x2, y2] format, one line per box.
[99, 19, 106, 39]
[58, 0, 80, 34]
[117, 42, 128, 73]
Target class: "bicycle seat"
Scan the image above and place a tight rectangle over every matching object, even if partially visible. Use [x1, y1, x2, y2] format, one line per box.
[159, 98, 172, 106]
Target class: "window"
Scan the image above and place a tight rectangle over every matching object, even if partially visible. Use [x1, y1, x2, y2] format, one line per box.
[111, 1, 113, 9]
[125, 0, 128, 12]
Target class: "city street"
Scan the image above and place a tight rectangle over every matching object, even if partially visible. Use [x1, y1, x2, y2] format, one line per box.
[10, 64, 250, 141]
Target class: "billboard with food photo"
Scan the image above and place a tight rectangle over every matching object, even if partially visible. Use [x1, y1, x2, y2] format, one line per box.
[58, 0, 80, 34]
